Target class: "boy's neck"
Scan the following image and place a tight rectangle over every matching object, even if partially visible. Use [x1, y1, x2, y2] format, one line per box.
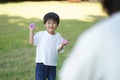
[47, 31, 55, 35]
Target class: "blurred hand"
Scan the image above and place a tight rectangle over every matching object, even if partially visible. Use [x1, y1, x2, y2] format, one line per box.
[61, 39, 69, 46]
[29, 23, 36, 31]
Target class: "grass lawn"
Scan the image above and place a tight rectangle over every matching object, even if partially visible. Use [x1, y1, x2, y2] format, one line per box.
[0, 1, 106, 80]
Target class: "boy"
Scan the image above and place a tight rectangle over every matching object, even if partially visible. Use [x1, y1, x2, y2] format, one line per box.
[29, 12, 68, 80]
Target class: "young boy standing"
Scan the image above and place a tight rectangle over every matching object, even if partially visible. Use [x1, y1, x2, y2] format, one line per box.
[29, 12, 68, 80]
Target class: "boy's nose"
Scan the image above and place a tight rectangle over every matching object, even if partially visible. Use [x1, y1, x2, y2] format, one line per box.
[49, 24, 53, 27]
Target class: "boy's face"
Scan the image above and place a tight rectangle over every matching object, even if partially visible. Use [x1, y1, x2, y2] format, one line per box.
[44, 19, 58, 35]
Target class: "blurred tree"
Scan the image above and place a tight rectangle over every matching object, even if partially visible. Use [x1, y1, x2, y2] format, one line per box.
[0, 0, 99, 3]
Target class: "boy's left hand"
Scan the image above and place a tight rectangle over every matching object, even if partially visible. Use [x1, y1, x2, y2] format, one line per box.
[61, 39, 69, 46]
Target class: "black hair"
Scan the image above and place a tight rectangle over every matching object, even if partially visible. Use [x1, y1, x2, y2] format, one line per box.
[43, 12, 60, 25]
[101, 0, 120, 15]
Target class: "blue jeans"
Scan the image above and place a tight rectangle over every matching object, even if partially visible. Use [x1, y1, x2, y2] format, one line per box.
[35, 63, 56, 80]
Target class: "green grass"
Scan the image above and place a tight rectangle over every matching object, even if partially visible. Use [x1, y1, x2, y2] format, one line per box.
[0, 1, 106, 80]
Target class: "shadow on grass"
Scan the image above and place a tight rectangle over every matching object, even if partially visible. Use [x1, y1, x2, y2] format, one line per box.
[0, 14, 106, 80]
[0, 14, 43, 51]
[0, 14, 106, 51]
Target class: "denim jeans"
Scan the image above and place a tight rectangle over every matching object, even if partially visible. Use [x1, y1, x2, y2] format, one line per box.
[35, 63, 56, 80]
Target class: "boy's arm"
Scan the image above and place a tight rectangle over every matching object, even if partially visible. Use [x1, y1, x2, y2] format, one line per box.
[29, 30, 34, 45]
[58, 39, 68, 52]
[58, 44, 65, 52]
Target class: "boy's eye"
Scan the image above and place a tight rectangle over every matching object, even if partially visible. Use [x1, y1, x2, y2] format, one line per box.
[48, 22, 51, 24]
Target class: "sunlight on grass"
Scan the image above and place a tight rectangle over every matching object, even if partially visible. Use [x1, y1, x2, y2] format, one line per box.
[0, 1, 107, 22]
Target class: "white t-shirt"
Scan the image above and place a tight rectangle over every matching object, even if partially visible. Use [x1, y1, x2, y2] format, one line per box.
[59, 12, 120, 80]
[34, 31, 64, 66]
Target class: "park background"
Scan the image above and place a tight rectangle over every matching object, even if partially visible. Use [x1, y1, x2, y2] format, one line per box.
[0, 0, 107, 80]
